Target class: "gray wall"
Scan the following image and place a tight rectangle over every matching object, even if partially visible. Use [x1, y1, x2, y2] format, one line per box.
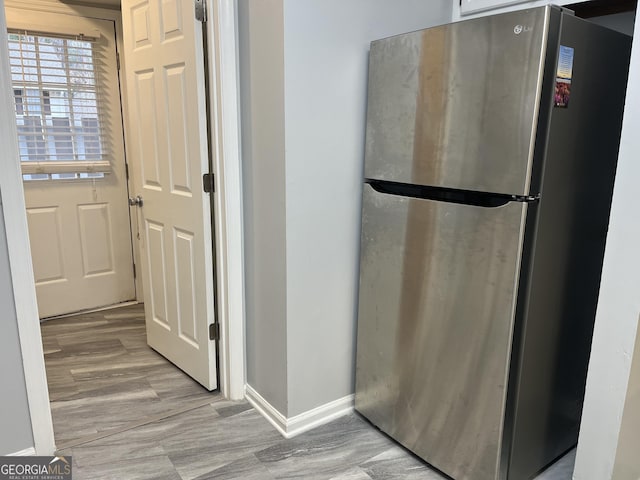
[0, 199, 34, 454]
[238, 0, 289, 413]
[239, 0, 452, 417]
[282, 0, 453, 417]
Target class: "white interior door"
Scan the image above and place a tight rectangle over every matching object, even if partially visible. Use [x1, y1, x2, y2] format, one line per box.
[6, 9, 136, 318]
[121, 0, 218, 390]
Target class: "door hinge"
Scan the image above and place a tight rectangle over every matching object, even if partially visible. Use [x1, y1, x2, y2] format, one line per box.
[195, 0, 207, 22]
[125, 162, 130, 180]
[116, 52, 121, 71]
[203, 172, 215, 193]
[209, 323, 219, 341]
[132, 263, 137, 279]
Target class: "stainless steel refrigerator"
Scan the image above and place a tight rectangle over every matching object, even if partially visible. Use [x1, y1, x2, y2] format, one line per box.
[354, 6, 631, 480]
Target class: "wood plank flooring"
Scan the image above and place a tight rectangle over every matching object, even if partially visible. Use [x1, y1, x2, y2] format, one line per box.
[43, 304, 575, 479]
[41, 303, 217, 446]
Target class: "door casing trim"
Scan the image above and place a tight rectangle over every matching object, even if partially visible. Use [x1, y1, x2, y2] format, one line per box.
[205, 0, 246, 401]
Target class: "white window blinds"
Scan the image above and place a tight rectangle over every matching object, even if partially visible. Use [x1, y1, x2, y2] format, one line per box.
[8, 29, 111, 179]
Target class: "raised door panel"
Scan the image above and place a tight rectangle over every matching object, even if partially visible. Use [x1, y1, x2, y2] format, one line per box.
[174, 228, 197, 347]
[131, 1, 152, 49]
[135, 70, 162, 190]
[26, 206, 66, 285]
[77, 203, 115, 277]
[160, 0, 184, 41]
[145, 219, 170, 330]
[164, 63, 192, 196]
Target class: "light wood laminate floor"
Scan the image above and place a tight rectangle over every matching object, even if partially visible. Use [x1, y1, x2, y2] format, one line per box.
[42, 303, 217, 446]
[43, 304, 575, 479]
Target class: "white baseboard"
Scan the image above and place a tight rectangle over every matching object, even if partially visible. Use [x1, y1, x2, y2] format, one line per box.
[286, 393, 356, 438]
[244, 384, 354, 439]
[244, 385, 288, 437]
[6, 447, 36, 456]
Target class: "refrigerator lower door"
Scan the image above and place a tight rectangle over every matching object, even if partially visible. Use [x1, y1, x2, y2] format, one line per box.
[355, 183, 528, 480]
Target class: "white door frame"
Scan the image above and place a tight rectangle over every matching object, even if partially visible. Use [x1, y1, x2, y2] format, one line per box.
[204, 0, 246, 401]
[0, 0, 245, 455]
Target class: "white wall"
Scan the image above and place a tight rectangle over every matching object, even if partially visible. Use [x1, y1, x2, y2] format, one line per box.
[613, 323, 640, 479]
[452, 0, 575, 21]
[573, 13, 640, 480]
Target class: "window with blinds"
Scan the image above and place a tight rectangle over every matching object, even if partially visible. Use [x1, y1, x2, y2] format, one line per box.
[8, 30, 111, 180]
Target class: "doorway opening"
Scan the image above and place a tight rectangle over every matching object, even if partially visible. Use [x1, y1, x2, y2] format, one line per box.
[6, 11, 138, 318]
[2, 0, 245, 456]
[3, 0, 222, 450]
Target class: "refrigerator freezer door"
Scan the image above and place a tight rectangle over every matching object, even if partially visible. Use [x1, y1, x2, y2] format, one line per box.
[355, 183, 528, 480]
[364, 7, 549, 196]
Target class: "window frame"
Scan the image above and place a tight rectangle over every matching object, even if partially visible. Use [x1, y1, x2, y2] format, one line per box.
[7, 29, 111, 180]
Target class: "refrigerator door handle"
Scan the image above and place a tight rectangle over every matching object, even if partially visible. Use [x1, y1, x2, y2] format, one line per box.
[367, 180, 540, 207]
[512, 194, 541, 202]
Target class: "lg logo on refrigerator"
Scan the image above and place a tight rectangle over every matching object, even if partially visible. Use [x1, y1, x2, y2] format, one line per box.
[514, 24, 533, 35]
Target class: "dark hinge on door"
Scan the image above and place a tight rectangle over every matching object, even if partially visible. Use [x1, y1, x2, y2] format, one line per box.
[195, 0, 207, 22]
[125, 162, 129, 180]
[132, 263, 136, 279]
[209, 323, 219, 341]
[203, 173, 215, 193]
[116, 52, 121, 71]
